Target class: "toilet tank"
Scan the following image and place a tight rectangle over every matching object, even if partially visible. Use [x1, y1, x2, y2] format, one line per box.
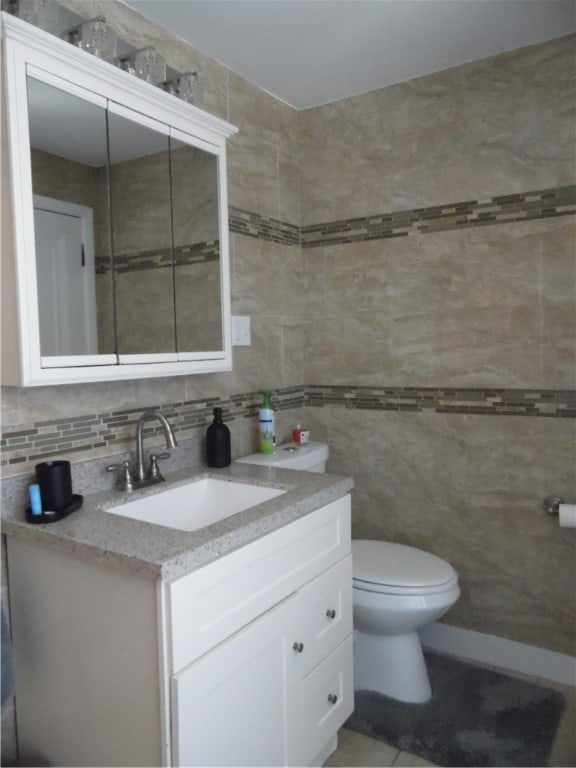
[236, 441, 329, 473]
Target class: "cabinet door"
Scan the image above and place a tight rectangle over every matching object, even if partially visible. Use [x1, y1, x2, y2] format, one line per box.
[289, 636, 354, 767]
[171, 595, 298, 767]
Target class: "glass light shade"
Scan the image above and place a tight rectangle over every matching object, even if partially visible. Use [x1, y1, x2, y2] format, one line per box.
[7, 0, 56, 31]
[133, 47, 167, 85]
[66, 17, 117, 60]
[177, 71, 200, 104]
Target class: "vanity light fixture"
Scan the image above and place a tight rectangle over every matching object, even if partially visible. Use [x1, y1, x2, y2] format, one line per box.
[64, 17, 117, 60]
[5, 1, 205, 103]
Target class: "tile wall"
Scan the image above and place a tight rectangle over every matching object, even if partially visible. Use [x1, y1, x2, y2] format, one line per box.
[298, 34, 576, 657]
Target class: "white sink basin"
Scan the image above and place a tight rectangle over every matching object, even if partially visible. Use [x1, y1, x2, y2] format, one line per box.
[105, 477, 286, 532]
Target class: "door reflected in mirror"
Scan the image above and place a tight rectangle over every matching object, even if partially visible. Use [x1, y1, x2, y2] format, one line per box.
[27, 76, 114, 357]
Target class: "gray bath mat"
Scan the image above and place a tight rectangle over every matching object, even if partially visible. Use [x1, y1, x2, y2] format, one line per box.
[346, 651, 565, 767]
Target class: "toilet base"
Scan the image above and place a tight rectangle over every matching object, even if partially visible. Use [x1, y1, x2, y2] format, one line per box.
[353, 628, 432, 703]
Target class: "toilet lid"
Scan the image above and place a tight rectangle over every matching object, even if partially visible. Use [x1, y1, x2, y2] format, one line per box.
[352, 539, 455, 589]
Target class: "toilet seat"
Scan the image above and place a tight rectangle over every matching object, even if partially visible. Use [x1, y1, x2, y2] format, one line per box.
[352, 539, 458, 596]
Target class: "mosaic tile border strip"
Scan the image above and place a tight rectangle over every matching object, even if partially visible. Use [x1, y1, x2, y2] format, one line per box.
[95, 242, 220, 275]
[305, 385, 576, 417]
[301, 184, 576, 247]
[228, 184, 575, 248]
[3, 385, 574, 469]
[0, 387, 305, 468]
[229, 207, 301, 246]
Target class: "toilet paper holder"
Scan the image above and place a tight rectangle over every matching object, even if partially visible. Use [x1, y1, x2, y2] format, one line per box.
[544, 496, 564, 516]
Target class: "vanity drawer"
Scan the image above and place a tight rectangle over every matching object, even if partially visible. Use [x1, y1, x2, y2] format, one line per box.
[290, 635, 354, 767]
[290, 555, 353, 678]
[166, 495, 351, 672]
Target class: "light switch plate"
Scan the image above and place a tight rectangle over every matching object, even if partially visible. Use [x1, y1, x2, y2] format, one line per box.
[231, 315, 251, 346]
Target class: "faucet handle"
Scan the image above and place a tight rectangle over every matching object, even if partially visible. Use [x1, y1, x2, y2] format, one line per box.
[149, 452, 170, 479]
[106, 460, 133, 492]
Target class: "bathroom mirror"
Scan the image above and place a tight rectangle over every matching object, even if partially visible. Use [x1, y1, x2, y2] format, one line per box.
[2, 12, 237, 385]
[26, 75, 225, 362]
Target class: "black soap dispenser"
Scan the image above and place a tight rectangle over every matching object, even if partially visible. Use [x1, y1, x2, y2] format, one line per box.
[206, 407, 231, 467]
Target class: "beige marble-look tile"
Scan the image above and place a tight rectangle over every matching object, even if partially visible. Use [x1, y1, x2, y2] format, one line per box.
[228, 131, 280, 218]
[305, 215, 574, 390]
[232, 237, 302, 318]
[278, 148, 302, 226]
[0, 387, 20, 429]
[324, 727, 399, 767]
[227, 70, 298, 156]
[300, 34, 574, 222]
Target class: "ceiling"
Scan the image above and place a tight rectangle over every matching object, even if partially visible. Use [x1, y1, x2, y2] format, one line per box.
[121, 0, 575, 109]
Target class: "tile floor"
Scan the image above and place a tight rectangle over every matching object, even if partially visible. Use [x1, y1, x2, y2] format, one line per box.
[326, 662, 576, 768]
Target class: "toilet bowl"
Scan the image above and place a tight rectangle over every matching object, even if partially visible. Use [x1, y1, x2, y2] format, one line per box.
[353, 539, 459, 703]
[237, 441, 460, 704]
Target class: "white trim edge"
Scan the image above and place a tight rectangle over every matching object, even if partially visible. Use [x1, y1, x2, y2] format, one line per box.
[420, 622, 576, 687]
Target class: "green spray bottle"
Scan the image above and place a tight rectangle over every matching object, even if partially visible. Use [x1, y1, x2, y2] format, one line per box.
[259, 390, 276, 454]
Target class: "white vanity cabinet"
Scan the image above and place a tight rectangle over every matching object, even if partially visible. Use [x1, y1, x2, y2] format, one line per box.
[6, 495, 353, 767]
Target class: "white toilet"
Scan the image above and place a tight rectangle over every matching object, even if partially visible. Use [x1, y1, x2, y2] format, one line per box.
[352, 539, 459, 703]
[237, 441, 460, 704]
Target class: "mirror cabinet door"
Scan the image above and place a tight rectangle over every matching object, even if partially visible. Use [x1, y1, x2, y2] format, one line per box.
[107, 106, 176, 359]
[27, 75, 115, 360]
[171, 135, 223, 354]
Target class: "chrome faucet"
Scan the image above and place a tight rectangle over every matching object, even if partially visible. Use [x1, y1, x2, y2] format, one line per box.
[135, 410, 178, 481]
[106, 410, 178, 491]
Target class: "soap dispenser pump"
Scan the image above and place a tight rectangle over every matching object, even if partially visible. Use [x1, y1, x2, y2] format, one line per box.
[206, 407, 231, 467]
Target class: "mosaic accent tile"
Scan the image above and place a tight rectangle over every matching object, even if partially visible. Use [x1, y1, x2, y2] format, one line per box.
[228, 207, 301, 246]
[305, 386, 576, 417]
[226, 184, 575, 249]
[95, 241, 220, 275]
[2, 385, 574, 469]
[300, 185, 576, 248]
[0, 387, 305, 468]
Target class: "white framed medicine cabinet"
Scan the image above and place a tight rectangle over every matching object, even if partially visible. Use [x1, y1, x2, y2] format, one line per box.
[1, 13, 238, 386]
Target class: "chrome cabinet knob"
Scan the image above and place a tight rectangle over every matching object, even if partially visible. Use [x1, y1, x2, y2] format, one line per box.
[326, 609, 336, 619]
[292, 642, 304, 653]
[327, 693, 338, 705]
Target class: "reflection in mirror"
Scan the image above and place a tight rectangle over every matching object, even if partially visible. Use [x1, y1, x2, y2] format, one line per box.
[107, 110, 175, 356]
[171, 138, 222, 352]
[27, 76, 114, 356]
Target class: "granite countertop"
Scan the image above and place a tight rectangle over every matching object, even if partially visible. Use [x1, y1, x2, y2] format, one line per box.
[1, 463, 353, 581]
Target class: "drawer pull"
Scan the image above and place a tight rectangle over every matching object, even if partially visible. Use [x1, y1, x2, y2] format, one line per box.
[327, 693, 338, 705]
[326, 609, 336, 619]
[292, 642, 304, 653]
